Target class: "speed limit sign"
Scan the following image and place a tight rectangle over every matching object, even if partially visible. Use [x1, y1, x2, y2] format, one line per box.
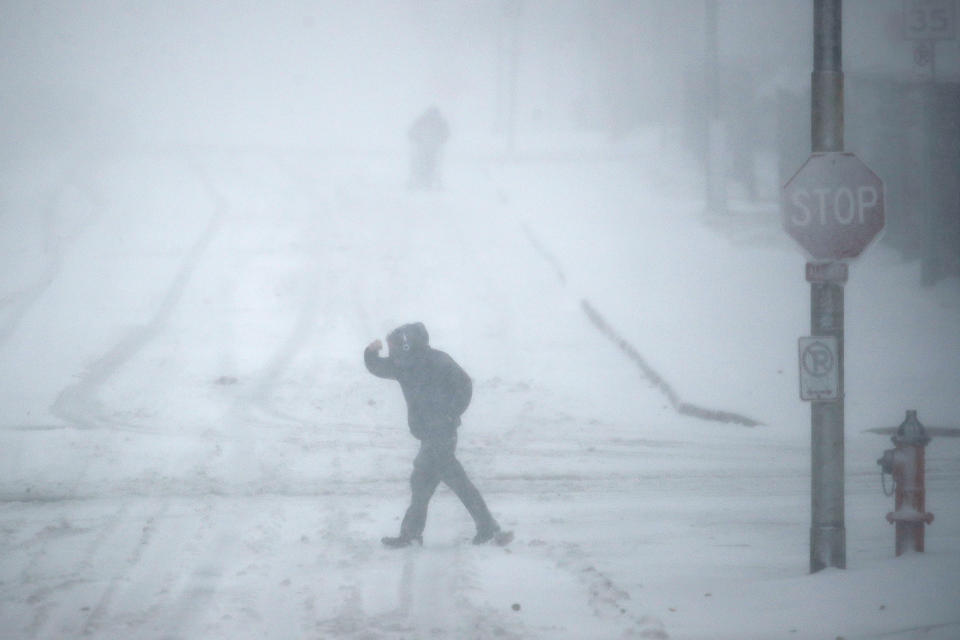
[903, 0, 957, 40]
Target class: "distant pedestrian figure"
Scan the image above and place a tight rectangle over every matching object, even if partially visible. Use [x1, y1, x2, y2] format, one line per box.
[407, 107, 449, 189]
[364, 323, 509, 547]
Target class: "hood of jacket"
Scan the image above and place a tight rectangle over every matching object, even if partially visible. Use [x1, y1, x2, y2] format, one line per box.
[387, 322, 429, 363]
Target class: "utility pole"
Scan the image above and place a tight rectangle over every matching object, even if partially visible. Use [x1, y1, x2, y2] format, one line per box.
[705, 0, 726, 214]
[809, 0, 846, 573]
[902, 0, 956, 286]
[498, 0, 522, 158]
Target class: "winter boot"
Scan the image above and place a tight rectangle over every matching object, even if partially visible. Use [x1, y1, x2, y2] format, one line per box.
[472, 527, 513, 546]
[381, 534, 422, 549]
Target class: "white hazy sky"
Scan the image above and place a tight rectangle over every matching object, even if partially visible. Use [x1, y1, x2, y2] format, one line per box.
[2, 1, 955, 153]
[3, 1, 503, 147]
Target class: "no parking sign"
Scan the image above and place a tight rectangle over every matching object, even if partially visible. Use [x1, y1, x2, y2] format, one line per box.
[798, 336, 840, 401]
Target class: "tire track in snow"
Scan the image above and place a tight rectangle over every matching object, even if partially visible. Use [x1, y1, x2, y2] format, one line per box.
[271, 151, 379, 341]
[0, 163, 105, 350]
[115, 501, 225, 637]
[554, 542, 670, 639]
[21, 501, 133, 638]
[22, 498, 234, 639]
[78, 500, 172, 636]
[41, 153, 226, 510]
[148, 498, 261, 639]
[310, 442, 395, 638]
[50, 154, 225, 431]
[223, 151, 374, 430]
[235, 286, 324, 427]
[314, 544, 531, 640]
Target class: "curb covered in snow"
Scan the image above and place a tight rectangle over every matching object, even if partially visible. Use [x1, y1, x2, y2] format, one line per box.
[580, 300, 761, 427]
[520, 221, 761, 428]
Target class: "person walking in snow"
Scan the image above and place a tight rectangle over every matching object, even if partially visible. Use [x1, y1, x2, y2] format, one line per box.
[407, 106, 449, 189]
[364, 322, 509, 547]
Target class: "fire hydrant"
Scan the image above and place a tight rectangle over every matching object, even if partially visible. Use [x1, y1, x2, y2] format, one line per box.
[877, 410, 934, 556]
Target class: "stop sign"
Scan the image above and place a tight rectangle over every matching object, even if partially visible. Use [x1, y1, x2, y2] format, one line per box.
[781, 153, 885, 260]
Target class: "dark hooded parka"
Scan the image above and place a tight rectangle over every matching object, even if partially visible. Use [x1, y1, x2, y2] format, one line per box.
[364, 322, 498, 543]
[364, 322, 472, 440]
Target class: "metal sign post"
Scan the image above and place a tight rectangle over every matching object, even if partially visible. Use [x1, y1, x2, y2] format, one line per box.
[781, 0, 885, 574]
[807, 0, 846, 573]
[806, 262, 847, 572]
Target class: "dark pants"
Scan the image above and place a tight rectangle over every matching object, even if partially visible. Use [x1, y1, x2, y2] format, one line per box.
[409, 144, 442, 189]
[399, 435, 496, 539]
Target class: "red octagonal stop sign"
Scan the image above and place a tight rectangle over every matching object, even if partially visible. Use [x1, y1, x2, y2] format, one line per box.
[781, 152, 885, 261]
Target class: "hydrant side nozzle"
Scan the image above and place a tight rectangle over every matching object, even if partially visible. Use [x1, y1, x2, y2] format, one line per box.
[877, 449, 895, 474]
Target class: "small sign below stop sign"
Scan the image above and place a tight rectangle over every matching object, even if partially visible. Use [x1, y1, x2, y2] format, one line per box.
[781, 153, 885, 261]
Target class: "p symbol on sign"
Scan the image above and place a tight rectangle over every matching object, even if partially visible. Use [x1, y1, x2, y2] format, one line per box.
[799, 336, 840, 401]
[802, 341, 834, 377]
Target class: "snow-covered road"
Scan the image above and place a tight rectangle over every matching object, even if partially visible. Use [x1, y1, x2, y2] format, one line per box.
[1, 142, 958, 639]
